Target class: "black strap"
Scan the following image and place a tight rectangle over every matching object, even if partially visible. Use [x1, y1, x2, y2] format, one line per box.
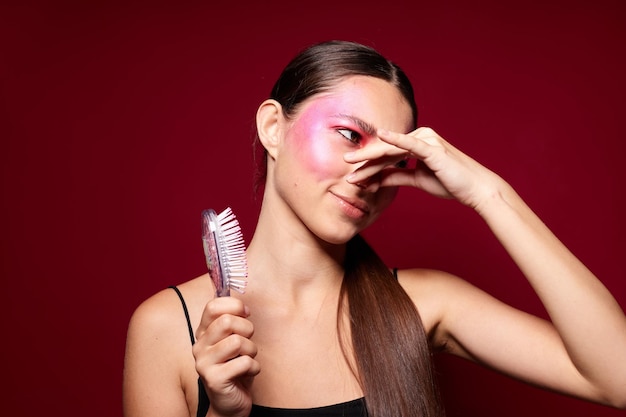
[168, 286, 210, 416]
[393, 268, 398, 280]
[169, 286, 196, 345]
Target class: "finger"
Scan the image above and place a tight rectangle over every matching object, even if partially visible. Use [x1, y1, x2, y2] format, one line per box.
[204, 355, 261, 391]
[343, 137, 406, 164]
[380, 167, 453, 198]
[202, 333, 258, 363]
[194, 334, 258, 380]
[199, 313, 255, 346]
[377, 167, 419, 187]
[196, 297, 250, 339]
[377, 127, 443, 159]
[221, 355, 261, 379]
[346, 157, 404, 184]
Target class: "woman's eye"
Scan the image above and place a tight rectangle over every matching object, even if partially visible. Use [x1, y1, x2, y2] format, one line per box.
[395, 159, 408, 168]
[337, 128, 361, 144]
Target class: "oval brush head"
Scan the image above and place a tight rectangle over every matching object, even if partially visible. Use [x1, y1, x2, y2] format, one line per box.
[201, 207, 248, 297]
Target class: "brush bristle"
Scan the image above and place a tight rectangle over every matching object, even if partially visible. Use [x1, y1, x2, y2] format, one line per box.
[217, 207, 248, 293]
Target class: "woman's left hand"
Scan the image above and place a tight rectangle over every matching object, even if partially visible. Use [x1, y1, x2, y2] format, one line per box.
[344, 127, 503, 210]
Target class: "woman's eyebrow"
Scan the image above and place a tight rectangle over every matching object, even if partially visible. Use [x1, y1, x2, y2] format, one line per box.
[334, 114, 377, 136]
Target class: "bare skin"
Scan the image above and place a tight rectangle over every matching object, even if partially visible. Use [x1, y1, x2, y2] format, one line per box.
[123, 76, 626, 417]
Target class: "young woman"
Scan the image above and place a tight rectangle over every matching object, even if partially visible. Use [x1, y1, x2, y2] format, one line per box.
[123, 41, 626, 417]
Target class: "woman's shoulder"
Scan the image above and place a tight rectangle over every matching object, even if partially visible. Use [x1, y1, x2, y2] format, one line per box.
[395, 267, 466, 291]
[127, 274, 214, 340]
[124, 275, 214, 414]
[396, 267, 491, 304]
[394, 268, 475, 338]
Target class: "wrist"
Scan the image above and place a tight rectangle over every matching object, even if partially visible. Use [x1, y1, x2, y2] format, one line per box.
[473, 177, 517, 219]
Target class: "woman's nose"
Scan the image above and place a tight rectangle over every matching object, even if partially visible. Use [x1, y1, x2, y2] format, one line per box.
[353, 172, 382, 193]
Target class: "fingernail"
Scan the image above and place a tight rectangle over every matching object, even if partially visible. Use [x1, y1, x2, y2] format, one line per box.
[378, 128, 389, 136]
[344, 151, 355, 160]
[346, 172, 356, 182]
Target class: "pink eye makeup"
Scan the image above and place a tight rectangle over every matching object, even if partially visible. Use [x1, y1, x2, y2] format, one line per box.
[333, 114, 377, 136]
[337, 128, 362, 144]
[330, 113, 378, 147]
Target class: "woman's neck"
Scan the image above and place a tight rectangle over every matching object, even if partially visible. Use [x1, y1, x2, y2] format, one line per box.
[244, 196, 346, 307]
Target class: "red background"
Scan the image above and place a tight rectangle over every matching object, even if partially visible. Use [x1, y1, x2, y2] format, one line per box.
[2, 1, 625, 416]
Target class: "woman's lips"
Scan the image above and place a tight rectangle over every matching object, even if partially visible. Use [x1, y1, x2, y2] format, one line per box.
[331, 191, 370, 219]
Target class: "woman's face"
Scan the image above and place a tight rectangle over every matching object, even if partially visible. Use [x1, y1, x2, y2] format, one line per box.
[271, 75, 414, 244]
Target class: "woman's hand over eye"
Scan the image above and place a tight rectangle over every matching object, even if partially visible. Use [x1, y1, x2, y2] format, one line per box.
[344, 127, 504, 211]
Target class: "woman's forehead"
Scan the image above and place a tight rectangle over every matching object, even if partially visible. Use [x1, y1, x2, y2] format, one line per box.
[295, 76, 414, 132]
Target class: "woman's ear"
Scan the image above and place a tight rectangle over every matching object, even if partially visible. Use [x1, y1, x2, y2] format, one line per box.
[256, 99, 283, 160]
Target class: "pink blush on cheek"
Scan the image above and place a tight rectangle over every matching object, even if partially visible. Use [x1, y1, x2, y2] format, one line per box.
[289, 107, 344, 181]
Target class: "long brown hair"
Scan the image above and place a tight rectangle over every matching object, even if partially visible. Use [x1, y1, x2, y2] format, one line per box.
[342, 234, 443, 417]
[263, 40, 443, 417]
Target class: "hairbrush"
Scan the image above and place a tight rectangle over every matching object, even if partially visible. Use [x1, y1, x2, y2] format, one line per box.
[201, 207, 248, 297]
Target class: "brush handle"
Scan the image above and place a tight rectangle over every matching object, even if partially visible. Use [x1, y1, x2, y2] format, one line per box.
[202, 209, 230, 297]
